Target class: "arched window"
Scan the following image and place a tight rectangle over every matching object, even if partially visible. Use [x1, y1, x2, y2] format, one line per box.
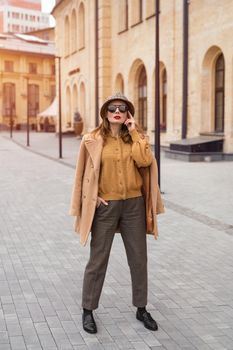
[138, 67, 147, 131]
[28, 84, 39, 117]
[71, 10, 77, 53]
[73, 84, 78, 124]
[3, 83, 16, 117]
[214, 54, 224, 132]
[80, 82, 86, 120]
[50, 85, 56, 102]
[131, 0, 142, 26]
[64, 16, 70, 56]
[118, 0, 128, 32]
[161, 69, 167, 131]
[115, 73, 124, 93]
[78, 3, 85, 49]
[66, 86, 71, 127]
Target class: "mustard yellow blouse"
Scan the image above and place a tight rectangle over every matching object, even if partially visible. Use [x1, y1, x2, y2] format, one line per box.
[98, 129, 153, 200]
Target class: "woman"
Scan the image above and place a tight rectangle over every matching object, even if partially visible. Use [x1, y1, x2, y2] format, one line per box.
[69, 93, 164, 334]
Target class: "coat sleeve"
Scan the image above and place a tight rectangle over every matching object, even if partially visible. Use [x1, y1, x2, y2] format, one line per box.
[129, 129, 153, 168]
[69, 137, 86, 217]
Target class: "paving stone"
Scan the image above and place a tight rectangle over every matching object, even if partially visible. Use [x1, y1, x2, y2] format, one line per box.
[0, 344, 11, 350]
[117, 321, 141, 341]
[26, 346, 43, 350]
[103, 344, 120, 350]
[0, 330, 9, 344]
[34, 322, 51, 335]
[66, 332, 85, 346]
[10, 335, 26, 349]
[7, 322, 22, 336]
[37, 333, 57, 348]
[46, 316, 63, 328]
[1, 135, 233, 350]
[50, 327, 73, 349]
[131, 341, 151, 349]
[24, 333, 41, 346]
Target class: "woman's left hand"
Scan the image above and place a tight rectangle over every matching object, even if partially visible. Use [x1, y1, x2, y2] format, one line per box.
[124, 112, 136, 132]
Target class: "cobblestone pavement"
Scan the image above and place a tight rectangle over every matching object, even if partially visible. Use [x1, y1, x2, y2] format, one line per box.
[1, 134, 233, 350]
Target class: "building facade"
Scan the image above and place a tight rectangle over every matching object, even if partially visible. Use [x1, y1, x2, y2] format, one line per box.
[28, 27, 55, 41]
[52, 0, 233, 152]
[0, 0, 50, 33]
[0, 33, 55, 130]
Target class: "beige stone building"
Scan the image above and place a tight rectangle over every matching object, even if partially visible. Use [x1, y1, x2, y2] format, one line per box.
[28, 27, 55, 41]
[0, 32, 55, 130]
[52, 0, 233, 153]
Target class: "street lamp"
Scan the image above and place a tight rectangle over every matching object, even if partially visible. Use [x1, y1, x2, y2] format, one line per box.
[56, 56, 62, 159]
[155, 0, 161, 187]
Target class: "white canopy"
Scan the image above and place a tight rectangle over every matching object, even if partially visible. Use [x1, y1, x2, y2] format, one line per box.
[37, 98, 58, 118]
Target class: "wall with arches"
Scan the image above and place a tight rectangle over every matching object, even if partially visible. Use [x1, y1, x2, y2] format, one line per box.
[53, 0, 96, 133]
[53, 0, 233, 152]
[187, 0, 233, 151]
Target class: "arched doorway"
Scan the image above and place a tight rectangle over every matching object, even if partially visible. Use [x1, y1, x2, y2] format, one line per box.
[201, 46, 224, 133]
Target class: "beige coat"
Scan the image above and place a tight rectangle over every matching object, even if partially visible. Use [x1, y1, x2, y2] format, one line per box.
[69, 132, 165, 246]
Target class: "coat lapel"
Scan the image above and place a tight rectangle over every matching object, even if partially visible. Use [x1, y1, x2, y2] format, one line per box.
[84, 134, 103, 176]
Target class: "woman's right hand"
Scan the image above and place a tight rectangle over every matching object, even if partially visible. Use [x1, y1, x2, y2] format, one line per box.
[96, 196, 108, 208]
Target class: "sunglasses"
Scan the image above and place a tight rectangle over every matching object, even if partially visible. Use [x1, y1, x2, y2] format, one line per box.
[107, 104, 128, 113]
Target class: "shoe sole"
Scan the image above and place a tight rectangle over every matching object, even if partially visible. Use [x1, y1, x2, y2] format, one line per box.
[83, 326, 97, 334]
[136, 314, 158, 331]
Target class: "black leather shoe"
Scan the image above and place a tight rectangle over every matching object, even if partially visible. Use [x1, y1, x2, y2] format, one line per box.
[136, 310, 158, 331]
[82, 312, 97, 334]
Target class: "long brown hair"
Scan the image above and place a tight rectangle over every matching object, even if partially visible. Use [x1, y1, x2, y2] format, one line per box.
[91, 113, 145, 144]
